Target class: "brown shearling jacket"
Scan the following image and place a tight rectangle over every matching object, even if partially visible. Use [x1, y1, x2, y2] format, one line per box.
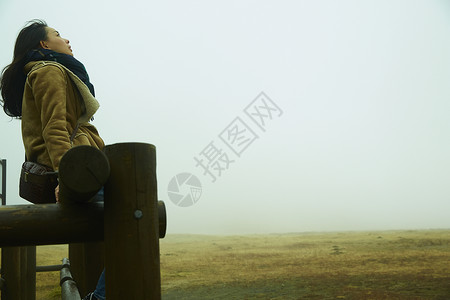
[22, 61, 104, 170]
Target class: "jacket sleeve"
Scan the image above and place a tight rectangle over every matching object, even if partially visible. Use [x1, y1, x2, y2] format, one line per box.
[28, 64, 72, 170]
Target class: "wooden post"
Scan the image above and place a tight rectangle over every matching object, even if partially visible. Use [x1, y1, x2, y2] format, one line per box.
[25, 246, 36, 300]
[1, 247, 21, 300]
[19, 247, 27, 299]
[59, 145, 108, 296]
[11, 246, 37, 300]
[1, 246, 36, 300]
[104, 143, 161, 299]
[19, 247, 30, 299]
[69, 242, 104, 297]
[1, 159, 6, 206]
[59, 145, 110, 204]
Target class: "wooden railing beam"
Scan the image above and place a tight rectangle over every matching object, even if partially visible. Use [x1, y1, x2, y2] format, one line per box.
[0, 200, 166, 247]
[0, 203, 104, 247]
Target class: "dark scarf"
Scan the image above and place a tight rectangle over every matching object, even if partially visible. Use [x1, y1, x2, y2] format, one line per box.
[25, 49, 95, 97]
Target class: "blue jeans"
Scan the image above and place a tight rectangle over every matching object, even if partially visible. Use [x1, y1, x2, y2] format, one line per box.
[92, 188, 106, 299]
[93, 269, 105, 299]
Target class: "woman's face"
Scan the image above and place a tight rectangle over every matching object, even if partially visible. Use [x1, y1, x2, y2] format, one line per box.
[40, 27, 73, 56]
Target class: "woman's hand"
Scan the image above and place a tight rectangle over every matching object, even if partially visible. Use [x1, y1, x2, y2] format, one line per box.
[55, 185, 60, 203]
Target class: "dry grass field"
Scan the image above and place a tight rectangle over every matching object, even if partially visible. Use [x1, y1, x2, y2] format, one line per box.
[1, 229, 449, 299]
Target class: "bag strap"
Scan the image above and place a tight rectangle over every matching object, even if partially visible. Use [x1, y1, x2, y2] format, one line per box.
[70, 123, 80, 143]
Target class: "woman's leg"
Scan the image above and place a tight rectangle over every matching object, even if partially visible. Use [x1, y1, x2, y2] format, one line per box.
[89, 188, 105, 299]
[92, 269, 105, 299]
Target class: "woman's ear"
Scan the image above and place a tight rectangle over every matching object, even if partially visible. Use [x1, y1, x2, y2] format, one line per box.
[40, 41, 49, 49]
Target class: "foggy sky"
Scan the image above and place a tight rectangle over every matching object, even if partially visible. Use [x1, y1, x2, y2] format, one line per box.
[1, 0, 450, 234]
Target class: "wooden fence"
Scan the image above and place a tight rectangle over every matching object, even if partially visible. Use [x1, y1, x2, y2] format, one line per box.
[0, 142, 167, 299]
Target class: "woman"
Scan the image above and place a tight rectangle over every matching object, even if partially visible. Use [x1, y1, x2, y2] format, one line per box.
[0, 20, 105, 300]
[1, 20, 103, 182]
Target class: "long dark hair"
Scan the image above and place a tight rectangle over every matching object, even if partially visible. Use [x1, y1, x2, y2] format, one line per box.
[0, 19, 48, 118]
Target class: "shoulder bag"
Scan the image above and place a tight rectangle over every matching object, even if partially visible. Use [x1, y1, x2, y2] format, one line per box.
[19, 124, 79, 204]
